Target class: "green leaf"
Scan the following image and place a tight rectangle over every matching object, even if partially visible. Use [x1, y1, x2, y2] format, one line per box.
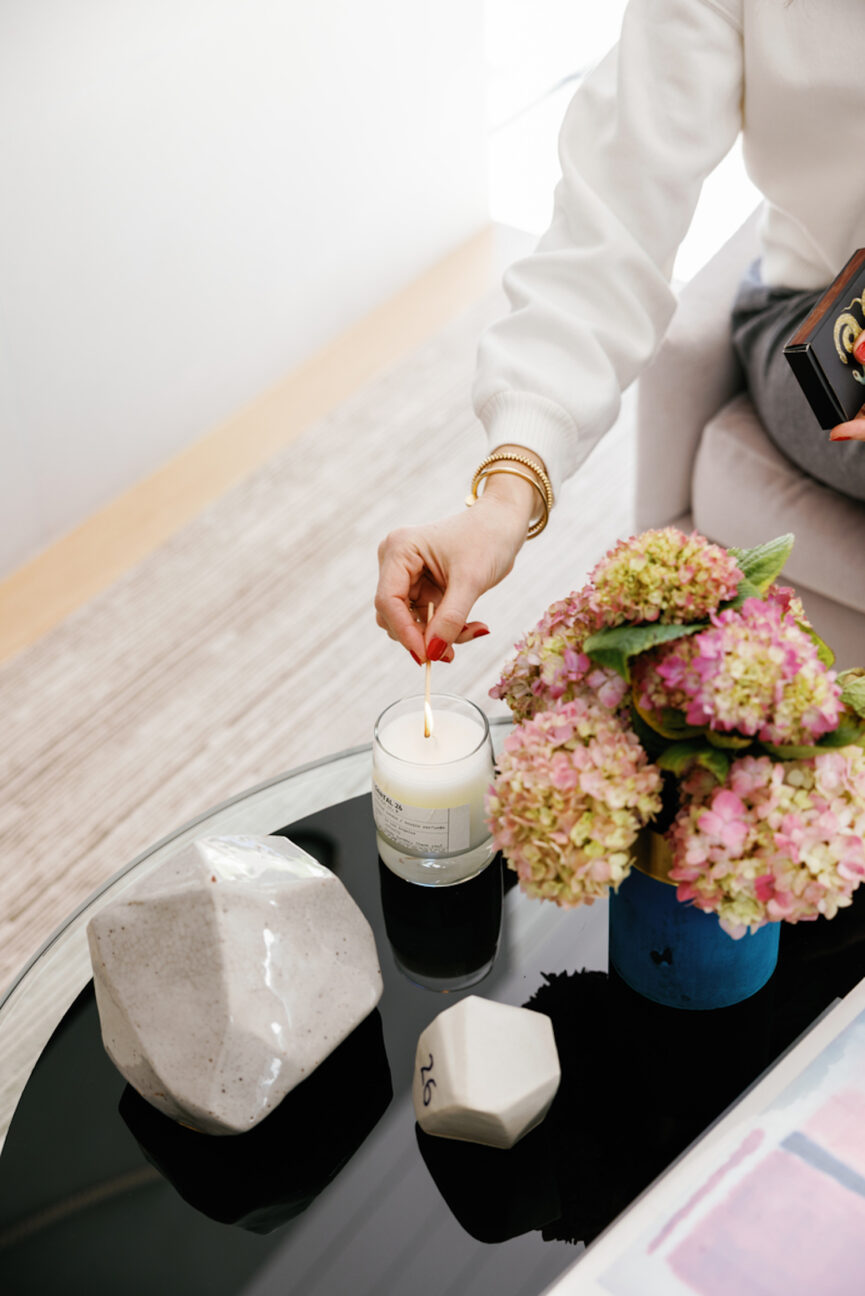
[802, 622, 835, 668]
[657, 740, 706, 776]
[839, 669, 865, 717]
[820, 716, 865, 748]
[628, 705, 670, 760]
[725, 578, 763, 610]
[631, 696, 705, 741]
[657, 740, 731, 784]
[697, 748, 732, 783]
[760, 741, 821, 759]
[731, 533, 795, 594]
[632, 699, 705, 741]
[706, 730, 753, 750]
[583, 621, 703, 682]
[658, 708, 706, 739]
[760, 717, 865, 760]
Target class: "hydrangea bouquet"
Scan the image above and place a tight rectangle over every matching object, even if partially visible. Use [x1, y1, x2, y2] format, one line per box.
[486, 529, 865, 938]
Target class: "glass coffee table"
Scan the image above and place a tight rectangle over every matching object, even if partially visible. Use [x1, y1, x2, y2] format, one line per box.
[1, 726, 863, 1296]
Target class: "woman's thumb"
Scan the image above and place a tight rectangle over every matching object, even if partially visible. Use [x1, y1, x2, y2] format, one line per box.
[425, 579, 480, 659]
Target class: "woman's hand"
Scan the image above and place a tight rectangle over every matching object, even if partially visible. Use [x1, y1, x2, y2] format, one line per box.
[829, 417, 865, 443]
[829, 404, 865, 442]
[375, 469, 538, 662]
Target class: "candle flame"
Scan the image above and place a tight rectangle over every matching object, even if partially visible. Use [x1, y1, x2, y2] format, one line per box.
[424, 700, 434, 739]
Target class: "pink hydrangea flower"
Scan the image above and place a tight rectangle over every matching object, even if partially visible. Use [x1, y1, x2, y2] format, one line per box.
[589, 527, 742, 626]
[766, 583, 809, 624]
[490, 588, 627, 722]
[668, 750, 865, 936]
[486, 696, 662, 907]
[637, 597, 841, 745]
[698, 789, 750, 854]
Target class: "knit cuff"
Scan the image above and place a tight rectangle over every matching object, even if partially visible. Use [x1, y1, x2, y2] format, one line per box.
[477, 391, 578, 502]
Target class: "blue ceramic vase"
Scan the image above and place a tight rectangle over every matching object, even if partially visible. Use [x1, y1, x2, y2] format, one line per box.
[608, 833, 781, 1010]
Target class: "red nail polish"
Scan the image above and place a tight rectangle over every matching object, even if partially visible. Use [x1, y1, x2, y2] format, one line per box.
[832, 435, 852, 442]
[472, 627, 490, 639]
[428, 636, 448, 661]
[410, 650, 422, 664]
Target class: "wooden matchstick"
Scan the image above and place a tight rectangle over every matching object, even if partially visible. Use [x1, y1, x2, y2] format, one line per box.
[422, 598, 433, 736]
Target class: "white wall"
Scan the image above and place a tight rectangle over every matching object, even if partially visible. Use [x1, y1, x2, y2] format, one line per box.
[0, 0, 487, 577]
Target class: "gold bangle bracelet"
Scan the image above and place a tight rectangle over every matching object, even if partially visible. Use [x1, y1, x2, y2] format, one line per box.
[466, 451, 554, 539]
[471, 452, 554, 512]
[466, 465, 550, 538]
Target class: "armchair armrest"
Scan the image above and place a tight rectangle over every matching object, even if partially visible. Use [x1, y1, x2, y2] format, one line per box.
[635, 207, 762, 529]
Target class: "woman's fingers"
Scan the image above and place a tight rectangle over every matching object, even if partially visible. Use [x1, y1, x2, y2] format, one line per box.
[829, 403, 865, 441]
[425, 572, 488, 658]
[374, 530, 430, 659]
[829, 421, 865, 442]
[454, 620, 491, 644]
[376, 495, 529, 662]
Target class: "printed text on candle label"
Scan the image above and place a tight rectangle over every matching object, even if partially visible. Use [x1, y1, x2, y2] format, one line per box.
[373, 784, 470, 854]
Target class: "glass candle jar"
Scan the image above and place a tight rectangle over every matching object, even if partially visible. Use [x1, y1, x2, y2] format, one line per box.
[372, 694, 496, 885]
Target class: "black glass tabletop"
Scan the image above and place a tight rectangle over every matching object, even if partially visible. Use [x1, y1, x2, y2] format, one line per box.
[1, 788, 864, 1296]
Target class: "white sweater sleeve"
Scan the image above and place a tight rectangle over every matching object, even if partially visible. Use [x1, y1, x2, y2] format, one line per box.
[473, 0, 744, 498]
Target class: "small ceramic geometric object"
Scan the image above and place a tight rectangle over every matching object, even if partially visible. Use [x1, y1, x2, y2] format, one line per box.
[88, 834, 383, 1135]
[412, 995, 560, 1149]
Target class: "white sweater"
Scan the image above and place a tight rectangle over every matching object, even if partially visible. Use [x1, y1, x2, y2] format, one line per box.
[473, 0, 865, 498]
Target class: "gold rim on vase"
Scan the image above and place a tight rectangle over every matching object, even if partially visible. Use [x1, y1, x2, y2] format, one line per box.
[631, 830, 677, 886]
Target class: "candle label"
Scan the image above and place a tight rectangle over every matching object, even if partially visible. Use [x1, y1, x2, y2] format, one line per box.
[373, 783, 471, 855]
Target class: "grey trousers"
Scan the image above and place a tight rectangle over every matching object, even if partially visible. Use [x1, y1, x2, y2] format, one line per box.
[730, 260, 865, 502]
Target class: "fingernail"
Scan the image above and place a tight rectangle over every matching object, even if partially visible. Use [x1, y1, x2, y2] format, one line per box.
[410, 650, 422, 665]
[427, 636, 448, 661]
[472, 627, 490, 639]
[831, 435, 852, 442]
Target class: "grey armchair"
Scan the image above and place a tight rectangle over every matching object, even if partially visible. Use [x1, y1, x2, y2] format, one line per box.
[635, 209, 865, 668]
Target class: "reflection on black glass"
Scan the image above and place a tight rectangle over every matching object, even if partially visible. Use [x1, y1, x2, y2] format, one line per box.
[378, 856, 503, 991]
[415, 967, 780, 1249]
[526, 968, 776, 1246]
[415, 1121, 560, 1243]
[119, 1008, 392, 1233]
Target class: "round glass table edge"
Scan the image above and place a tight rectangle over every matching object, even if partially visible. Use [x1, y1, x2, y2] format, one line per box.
[0, 741, 362, 1017]
[0, 716, 513, 1152]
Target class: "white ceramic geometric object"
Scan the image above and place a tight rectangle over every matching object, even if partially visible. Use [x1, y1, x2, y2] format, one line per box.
[87, 834, 383, 1135]
[412, 995, 560, 1149]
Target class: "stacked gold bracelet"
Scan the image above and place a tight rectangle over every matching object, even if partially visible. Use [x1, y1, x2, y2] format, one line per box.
[465, 452, 554, 539]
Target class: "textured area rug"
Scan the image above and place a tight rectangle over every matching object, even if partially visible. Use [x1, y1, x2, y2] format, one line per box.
[0, 289, 635, 994]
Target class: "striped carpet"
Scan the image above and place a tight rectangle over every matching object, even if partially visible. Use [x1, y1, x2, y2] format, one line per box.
[0, 289, 635, 996]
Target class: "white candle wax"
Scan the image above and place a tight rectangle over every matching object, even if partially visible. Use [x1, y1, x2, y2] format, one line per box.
[379, 710, 483, 766]
[373, 701, 494, 864]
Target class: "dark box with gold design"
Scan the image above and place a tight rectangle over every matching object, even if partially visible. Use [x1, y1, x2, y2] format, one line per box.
[784, 247, 865, 428]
